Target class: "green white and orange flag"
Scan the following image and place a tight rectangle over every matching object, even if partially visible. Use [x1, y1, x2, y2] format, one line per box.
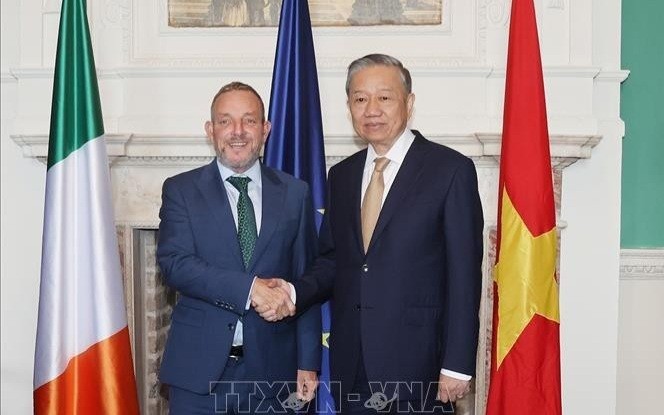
[33, 0, 140, 413]
[486, 0, 561, 413]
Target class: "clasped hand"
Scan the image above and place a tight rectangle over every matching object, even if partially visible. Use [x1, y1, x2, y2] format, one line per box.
[437, 374, 471, 403]
[250, 278, 295, 321]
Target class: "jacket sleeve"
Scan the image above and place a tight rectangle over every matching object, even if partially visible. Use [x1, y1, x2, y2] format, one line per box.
[440, 157, 484, 375]
[290, 186, 323, 370]
[292, 169, 337, 312]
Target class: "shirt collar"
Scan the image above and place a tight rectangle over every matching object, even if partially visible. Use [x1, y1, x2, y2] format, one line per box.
[365, 129, 416, 168]
[217, 158, 262, 187]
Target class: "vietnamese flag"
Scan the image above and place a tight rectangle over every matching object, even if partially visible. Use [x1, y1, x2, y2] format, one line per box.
[486, 0, 562, 414]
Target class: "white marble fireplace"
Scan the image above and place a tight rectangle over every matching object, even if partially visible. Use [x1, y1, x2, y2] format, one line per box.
[12, 132, 600, 414]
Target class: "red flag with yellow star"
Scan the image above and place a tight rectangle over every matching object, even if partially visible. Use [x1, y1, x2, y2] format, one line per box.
[486, 0, 562, 413]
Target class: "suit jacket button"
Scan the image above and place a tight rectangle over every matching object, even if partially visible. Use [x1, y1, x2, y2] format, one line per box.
[215, 300, 222, 307]
[228, 323, 235, 330]
[362, 264, 369, 272]
[356, 304, 361, 310]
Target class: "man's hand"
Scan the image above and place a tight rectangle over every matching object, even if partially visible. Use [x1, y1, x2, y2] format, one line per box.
[250, 278, 294, 321]
[296, 370, 318, 402]
[437, 374, 471, 403]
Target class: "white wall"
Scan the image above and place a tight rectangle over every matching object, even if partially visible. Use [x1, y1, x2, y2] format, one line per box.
[617, 251, 664, 415]
[1, 0, 634, 413]
[1, 0, 45, 413]
[558, 2, 624, 412]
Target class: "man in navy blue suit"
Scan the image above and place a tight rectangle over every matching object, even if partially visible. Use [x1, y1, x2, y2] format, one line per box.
[265, 54, 484, 413]
[157, 82, 320, 414]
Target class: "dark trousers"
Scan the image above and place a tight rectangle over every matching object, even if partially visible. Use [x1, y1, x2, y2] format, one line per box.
[168, 357, 297, 414]
[339, 354, 455, 414]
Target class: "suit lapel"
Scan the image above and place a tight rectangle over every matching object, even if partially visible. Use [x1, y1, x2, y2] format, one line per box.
[368, 134, 428, 252]
[247, 165, 285, 271]
[347, 151, 367, 254]
[196, 160, 244, 268]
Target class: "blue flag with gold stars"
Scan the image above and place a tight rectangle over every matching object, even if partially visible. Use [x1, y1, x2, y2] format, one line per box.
[264, 0, 333, 413]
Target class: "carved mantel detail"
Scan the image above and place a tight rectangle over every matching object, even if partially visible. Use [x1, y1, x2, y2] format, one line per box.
[11, 133, 602, 168]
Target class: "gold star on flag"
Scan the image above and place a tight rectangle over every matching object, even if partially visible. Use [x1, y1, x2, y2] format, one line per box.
[493, 189, 559, 367]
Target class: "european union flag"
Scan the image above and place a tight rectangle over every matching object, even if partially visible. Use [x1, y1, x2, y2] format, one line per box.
[264, 0, 334, 413]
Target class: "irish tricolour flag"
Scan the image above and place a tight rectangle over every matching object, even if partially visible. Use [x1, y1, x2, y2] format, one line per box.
[33, 0, 140, 413]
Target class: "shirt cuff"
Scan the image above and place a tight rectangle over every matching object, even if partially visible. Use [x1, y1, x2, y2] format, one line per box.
[288, 282, 296, 305]
[245, 277, 257, 310]
[440, 369, 472, 381]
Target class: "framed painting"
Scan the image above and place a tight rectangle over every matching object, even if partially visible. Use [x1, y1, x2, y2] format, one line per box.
[168, 0, 444, 27]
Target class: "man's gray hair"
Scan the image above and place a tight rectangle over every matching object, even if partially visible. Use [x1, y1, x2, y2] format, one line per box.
[345, 54, 412, 96]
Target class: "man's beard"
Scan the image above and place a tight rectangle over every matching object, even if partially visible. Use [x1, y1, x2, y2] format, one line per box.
[217, 133, 261, 173]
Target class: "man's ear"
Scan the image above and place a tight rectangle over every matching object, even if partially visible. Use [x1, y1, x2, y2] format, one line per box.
[407, 93, 415, 119]
[263, 120, 272, 140]
[204, 120, 214, 141]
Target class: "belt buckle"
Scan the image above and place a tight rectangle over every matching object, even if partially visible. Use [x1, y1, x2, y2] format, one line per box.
[229, 345, 243, 360]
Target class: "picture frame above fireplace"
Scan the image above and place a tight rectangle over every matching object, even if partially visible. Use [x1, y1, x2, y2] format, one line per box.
[168, 0, 444, 28]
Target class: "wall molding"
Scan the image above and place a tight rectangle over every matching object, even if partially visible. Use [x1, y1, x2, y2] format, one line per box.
[8, 66, 627, 80]
[11, 134, 133, 160]
[476, 133, 601, 167]
[11, 132, 602, 168]
[1, 71, 17, 83]
[620, 249, 664, 281]
[489, 66, 601, 79]
[486, 0, 509, 27]
[595, 70, 630, 83]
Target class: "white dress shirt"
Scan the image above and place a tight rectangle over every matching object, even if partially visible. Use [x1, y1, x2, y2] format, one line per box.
[361, 129, 472, 382]
[217, 159, 263, 346]
[361, 129, 415, 207]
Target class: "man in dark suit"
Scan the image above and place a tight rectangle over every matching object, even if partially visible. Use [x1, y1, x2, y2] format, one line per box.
[264, 54, 484, 413]
[157, 82, 320, 414]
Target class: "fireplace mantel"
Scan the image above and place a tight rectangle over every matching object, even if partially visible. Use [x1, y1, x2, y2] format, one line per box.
[11, 132, 601, 168]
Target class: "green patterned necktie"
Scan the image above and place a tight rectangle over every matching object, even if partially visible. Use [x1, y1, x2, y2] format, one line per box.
[227, 176, 258, 269]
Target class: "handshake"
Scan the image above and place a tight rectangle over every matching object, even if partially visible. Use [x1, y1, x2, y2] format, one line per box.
[249, 278, 296, 322]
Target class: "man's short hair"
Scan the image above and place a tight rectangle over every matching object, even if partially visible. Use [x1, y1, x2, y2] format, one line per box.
[210, 81, 266, 121]
[345, 53, 412, 96]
